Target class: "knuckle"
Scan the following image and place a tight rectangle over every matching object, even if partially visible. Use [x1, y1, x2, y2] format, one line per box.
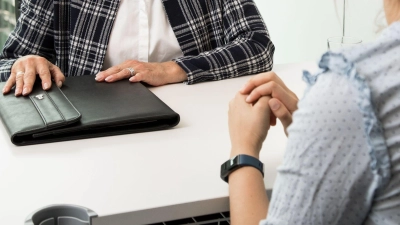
[37, 57, 48, 64]
[269, 81, 278, 88]
[23, 82, 33, 87]
[135, 73, 143, 80]
[11, 61, 22, 69]
[14, 79, 23, 86]
[48, 64, 57, 72]
[265, 71, 276, 80]
[47, 61, 55, 67]
[113, 66, 121, 71]
[268, 82, 280, 94]
[248, 77, 256, 83]
[119, 71, 128, 78]
[15, 73, 24, 81]
[23, 78, 34, 86]
[23, 71, 35, 78]
[20, 59, 30, 66]
[263, 72, 272, 81]
[38, 69, 50, 76]
[25, 57, 36, 64]
[253, 89, 262, 96]
[20, 55, 36, 62]
[135, 64, 144, 71]
[19, 55, 29, 61]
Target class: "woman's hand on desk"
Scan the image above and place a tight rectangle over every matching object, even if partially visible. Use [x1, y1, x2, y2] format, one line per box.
[95, 60, 187, 86]
[2, 55, 65, 96]
[240, 72, 298, 136]
[229, 93, 271, 158]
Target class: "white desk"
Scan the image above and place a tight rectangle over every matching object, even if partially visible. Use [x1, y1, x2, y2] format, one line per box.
[0, 62, 318, 225]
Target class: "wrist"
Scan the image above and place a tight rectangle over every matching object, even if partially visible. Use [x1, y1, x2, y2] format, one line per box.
[230, 146, 260, 159]
[221, 154, 264, 183]
[163, 61, 187, 83]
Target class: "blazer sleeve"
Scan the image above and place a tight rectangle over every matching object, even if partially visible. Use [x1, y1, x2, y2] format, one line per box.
[0, 0, 56, 82]
[173, 0, 275, 84]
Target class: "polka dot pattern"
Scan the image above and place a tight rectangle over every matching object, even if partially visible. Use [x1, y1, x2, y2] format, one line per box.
[261, 21, 400, 225]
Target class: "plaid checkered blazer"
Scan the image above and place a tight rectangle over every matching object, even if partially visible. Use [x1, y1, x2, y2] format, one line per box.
[0, 0, 274, 84]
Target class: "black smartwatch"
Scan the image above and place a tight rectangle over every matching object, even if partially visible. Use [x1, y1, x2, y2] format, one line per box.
[220, 154, 264, 183]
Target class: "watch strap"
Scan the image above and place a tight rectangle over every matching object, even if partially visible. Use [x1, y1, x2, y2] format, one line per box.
[220, 154, 264, 183]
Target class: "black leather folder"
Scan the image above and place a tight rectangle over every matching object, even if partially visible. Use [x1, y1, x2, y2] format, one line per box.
[0, 75, 180, 146]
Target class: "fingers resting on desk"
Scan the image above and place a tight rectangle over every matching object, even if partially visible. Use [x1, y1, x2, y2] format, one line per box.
[95, 60, 187, 86]
[2, 55, 65, 96]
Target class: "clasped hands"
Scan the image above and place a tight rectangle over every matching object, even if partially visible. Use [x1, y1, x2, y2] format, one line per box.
[2, 55, 187, 96]
[229, 72, 298, 158]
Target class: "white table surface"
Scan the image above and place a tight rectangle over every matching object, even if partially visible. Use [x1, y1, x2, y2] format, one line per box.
[0, 62, 318, 225]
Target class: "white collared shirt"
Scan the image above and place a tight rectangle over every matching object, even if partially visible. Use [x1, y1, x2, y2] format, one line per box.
[102, 0, 183, 70]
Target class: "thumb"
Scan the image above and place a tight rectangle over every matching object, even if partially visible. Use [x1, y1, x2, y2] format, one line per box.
[269, 98, 293, 136]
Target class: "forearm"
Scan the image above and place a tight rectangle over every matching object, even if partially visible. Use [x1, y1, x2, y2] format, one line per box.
[229, 166, 269, 225]
[229, 147, 269, 225]
[227, 94, 272, 225]
[174, 33, 274, 85]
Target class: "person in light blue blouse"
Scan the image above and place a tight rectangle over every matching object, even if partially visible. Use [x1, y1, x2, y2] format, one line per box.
[226, 0, 400, 224]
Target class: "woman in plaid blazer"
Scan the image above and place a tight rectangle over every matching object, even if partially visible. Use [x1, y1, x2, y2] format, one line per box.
[0, 0, 274, 96]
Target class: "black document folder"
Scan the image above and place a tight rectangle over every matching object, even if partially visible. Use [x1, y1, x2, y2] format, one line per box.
[0, 75, 180, 146]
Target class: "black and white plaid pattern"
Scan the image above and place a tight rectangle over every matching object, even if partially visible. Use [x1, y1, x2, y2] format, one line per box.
[0, 0, 274, 84]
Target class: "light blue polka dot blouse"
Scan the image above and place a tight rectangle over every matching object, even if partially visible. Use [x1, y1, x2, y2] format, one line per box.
[261, 21, 400, 225]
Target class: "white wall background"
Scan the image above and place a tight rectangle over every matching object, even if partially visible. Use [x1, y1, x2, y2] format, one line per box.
[254, 0, 385, 64]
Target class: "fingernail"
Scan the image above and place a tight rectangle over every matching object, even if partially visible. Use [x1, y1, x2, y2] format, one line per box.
[43, 82, 49, 90]
[245, 96, 251, 102]
[22, 87, 28, 95]
[271, 101, 280, 110]
[129, 77, 135, 82]
[15, 88, 21, 96]
[95, 76, 100, 81]
[57, 81, 62, 88]
[105, 76, 112, 82]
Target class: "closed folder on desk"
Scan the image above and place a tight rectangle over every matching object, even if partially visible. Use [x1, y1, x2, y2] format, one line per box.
[0, 75, 180, 146]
